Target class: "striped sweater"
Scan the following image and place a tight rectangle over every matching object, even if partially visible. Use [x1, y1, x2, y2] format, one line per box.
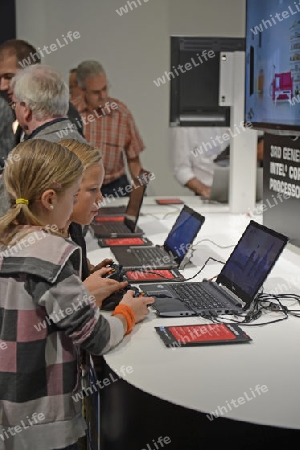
[0, 228, 124, 450]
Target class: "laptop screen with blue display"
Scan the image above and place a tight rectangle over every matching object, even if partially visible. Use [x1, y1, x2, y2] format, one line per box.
[163, 206, 205, 262]
[217, 220, 289, 303]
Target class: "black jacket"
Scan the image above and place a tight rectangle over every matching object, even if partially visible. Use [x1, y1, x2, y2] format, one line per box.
[68, 222, 90, 281]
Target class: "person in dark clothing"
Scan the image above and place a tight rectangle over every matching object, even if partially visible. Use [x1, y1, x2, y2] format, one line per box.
[0, 93, 15, 164]
[68, 222, 91, 281]
[0, 38, 84, 142]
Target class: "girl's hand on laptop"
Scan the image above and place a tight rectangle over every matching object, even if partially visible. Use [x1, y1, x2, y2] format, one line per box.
[120, 291, 155, 323]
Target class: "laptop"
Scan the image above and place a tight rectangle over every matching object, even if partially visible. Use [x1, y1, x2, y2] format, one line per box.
[96, 170, 151, 216]
[111, 205, 205, 270]
[97, 204, 127, 216]
[90, 179, 147, 238]
[140, 220, 289, 317]
[209, 165, 263, 203]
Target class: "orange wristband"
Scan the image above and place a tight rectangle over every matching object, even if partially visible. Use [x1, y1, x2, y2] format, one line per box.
[112, 304, 136, 335]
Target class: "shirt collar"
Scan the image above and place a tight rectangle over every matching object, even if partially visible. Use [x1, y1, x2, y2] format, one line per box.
[26, 118, 68, 140]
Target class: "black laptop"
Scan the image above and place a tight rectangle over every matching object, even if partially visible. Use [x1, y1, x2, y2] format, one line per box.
[96, 169, 152, 216]
[140, 220, 289, 317]
[111, 205, 205, 270]
[91, 180, 146, 238]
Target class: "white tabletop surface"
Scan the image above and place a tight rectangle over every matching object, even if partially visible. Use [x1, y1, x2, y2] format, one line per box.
[87, 197, 300, 429]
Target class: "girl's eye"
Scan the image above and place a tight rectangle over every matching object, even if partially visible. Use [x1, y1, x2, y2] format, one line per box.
[90, 188, 97, 192]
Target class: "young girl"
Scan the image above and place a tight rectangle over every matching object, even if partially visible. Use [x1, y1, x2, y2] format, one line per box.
[58, 138, 129, 306]
[0, 139, 153, 450]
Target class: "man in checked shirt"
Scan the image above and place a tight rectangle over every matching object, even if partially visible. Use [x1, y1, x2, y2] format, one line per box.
[72, 60, 146, 199]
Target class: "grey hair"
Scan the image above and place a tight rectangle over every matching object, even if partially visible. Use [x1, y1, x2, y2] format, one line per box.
[76, 60, 105, 89]
[11, 64, 69, 120]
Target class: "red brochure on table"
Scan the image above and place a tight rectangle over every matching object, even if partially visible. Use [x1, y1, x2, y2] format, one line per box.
[155, 323, 252, 347]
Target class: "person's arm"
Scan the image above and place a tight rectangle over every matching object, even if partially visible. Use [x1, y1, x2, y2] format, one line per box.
[127, 155, 143, 179]
[171, 128, 210, 197]
[124, 106, 145, 178]
[39, 262, 154, 354]
[185, 177, 211, 198]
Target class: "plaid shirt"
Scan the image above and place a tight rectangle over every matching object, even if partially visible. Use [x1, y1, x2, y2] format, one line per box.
[0, 229, 124, 449]
[72, 97, 145, 184]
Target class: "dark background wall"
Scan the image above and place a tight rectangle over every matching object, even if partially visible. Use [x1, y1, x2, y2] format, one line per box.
[0, 0, 16, 45]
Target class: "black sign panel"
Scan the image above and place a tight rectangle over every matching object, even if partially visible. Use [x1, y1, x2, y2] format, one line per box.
[264, 133, 300, 246]
[0, 0, 16, 45]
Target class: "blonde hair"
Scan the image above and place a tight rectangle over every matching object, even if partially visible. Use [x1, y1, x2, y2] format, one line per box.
[0, 139, 83, 245]
[59, 139, 102, 170]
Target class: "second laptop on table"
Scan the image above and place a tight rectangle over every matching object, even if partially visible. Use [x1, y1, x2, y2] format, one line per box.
[91, 176, 147, 238]
[111, 205, 205, 270]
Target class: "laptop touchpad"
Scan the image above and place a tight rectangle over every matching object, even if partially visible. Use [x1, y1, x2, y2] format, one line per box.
[153, 298, 192, 315]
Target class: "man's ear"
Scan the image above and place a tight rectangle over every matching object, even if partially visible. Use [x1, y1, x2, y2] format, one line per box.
[23, 103, 32, 122]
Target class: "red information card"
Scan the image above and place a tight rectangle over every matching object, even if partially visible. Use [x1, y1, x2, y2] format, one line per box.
[169, 324, 237, 343]
[155, 323, 252, 347]
[156, 198, 184, 205]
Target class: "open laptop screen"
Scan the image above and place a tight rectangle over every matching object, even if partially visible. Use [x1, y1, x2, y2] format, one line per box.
[164, 206, 205, 264]
[123, 174, 148, 232]
[217, 220, 289, 306]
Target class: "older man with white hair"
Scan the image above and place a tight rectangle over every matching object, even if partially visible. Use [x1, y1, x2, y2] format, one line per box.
[10, 64, 86, 142]
[0, 64, 87, 217]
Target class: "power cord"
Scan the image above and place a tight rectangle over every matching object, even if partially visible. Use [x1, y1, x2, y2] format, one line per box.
[192, 238, 236, 250]
[142, 205, 182, 221]
[180, 239, 234, 270]
[183, 257, 225, 281]
[211, 292, 294, 326]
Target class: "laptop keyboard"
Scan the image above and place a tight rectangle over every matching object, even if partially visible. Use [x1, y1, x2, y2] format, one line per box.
[133, 247, 173, 265]
[171, 283, 224, 310]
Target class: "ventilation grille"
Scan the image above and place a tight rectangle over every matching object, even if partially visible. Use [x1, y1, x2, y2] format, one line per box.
[176, 37, 245, 52]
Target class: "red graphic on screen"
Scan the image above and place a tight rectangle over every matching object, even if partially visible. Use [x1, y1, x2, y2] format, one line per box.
[126, 270, 175, 281]
[169, 324, 237, 343]
[104, 238, 145, 246]
[94, 216, 124, 222]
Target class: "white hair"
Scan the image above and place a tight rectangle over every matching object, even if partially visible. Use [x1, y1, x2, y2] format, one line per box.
[76, 60, 105, 89]
[11, 64, 69, 120]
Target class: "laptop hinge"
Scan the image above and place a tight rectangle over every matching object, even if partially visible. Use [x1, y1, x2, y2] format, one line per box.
[218, 284, 246, 308]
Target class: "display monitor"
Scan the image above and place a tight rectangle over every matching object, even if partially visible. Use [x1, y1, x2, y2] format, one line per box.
[245, 0, 300, 133]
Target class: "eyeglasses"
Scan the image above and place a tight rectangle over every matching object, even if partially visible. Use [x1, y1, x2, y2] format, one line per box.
[11, 101, 24, 110]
